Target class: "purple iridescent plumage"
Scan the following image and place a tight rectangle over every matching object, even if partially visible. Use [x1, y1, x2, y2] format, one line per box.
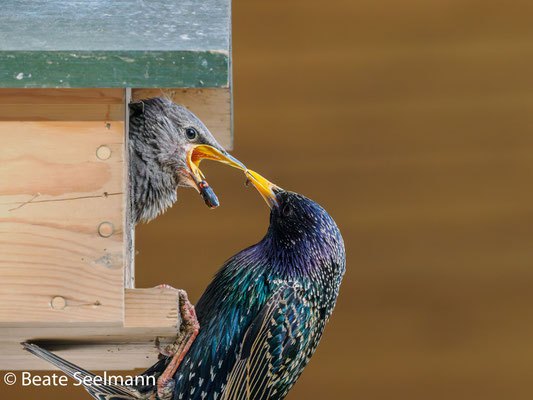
[171, 190, 345, 400]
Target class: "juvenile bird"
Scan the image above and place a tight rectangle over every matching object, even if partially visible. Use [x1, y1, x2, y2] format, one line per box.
[129, 97, 244, 223]
[23, 170, 346, 400]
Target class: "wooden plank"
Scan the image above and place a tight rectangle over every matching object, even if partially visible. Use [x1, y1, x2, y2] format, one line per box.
[0, 121, 124, 205]
[0, 335, 173, 371]
[0, 104, 123, 121]
[0, 288, 180, 371]
[124, 288, 179, 328]
[0, 51, 230, 89]
[0, 197, 124, 324]
[0, 1, 230, 52]
[132, 88, 232, 149]
[0, 88, 124, 120]
[0, 127, 125, 323]
[0, 1, 231, 88]
[0, 88, 126, 325]
[0, 89, 124, 104]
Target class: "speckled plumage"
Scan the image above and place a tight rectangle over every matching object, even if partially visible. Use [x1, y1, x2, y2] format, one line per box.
[171, 190, 346, 400]
[22, 190, 345, 400]
[129, 97, 227, 224]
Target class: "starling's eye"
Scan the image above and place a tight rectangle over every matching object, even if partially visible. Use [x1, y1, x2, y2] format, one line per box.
[282, 203, 293, 217]
[185, 128, 198, 140]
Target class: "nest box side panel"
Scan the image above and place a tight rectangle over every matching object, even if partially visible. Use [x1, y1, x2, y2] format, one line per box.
[0, 89, 125, 325]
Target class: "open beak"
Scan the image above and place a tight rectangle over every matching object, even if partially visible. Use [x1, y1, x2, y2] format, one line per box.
[186, 144, 247, 208]
[187, 144, 246, 181]
[245, 170, 281, 209]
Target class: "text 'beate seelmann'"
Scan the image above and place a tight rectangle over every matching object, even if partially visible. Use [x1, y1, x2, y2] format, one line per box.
[19, 371, 155, 387]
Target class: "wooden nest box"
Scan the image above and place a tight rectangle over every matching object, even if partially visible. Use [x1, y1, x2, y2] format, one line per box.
[0, 1, 232, 371]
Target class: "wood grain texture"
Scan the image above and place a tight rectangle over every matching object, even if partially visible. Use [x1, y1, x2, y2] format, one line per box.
[0, 89, 124, 104]
[0, 89, 126, 324]
[124, 288, 179, 328]
[0, 288, 181, 370]
[0, 88, 123, 120]
[132, 88, 232, 149]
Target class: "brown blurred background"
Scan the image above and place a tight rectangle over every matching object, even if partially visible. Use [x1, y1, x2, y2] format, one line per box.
[6, 0, 533, 399]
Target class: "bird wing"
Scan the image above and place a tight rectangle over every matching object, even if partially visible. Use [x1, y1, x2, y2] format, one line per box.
[23, 343, 148, 400]
[221, 282, 313, 400]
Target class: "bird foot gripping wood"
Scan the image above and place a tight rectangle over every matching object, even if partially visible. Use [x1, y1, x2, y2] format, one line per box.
[153, 284, 198, 358]
[156, 289, 200, 400]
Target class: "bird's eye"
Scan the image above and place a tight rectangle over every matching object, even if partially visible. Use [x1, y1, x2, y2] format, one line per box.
[282, 203, 293, 217]
[185, 128, 198, 140]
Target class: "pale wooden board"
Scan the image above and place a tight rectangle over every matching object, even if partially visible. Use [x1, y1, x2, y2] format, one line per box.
[0, 89, 124, 104]
[0, 88, 123, 120]
[0, 341, 171, 371]
[0, 122, 124, 204]
[124, 288, 179, 328]
[132, 88, 232, 149]
[0, 88, 126, 325]
[0, 288, 181, 371]
[0, 205, 124, 323]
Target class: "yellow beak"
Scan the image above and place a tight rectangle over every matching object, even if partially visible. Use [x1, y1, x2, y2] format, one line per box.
[185, 144, 246, 208]
[246, 170, 281, 208]
[187, 144, 246, 183]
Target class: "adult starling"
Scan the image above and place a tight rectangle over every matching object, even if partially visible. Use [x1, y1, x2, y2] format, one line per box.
[23, 170, 346, 400]
[129, 97, 244, 223]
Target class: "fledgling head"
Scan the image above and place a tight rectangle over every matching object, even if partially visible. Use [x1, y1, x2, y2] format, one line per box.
[129, 97, 244, 223]
[130, 97, 228, 189]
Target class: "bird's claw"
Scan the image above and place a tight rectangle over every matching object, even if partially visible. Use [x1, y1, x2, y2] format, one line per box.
[155, 337, 179, 358]
[155, 290, 199, 360]
[156, 290, 200, 400]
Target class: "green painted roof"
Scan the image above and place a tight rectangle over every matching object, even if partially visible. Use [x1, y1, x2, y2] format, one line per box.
[0, 0, 231, 88]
